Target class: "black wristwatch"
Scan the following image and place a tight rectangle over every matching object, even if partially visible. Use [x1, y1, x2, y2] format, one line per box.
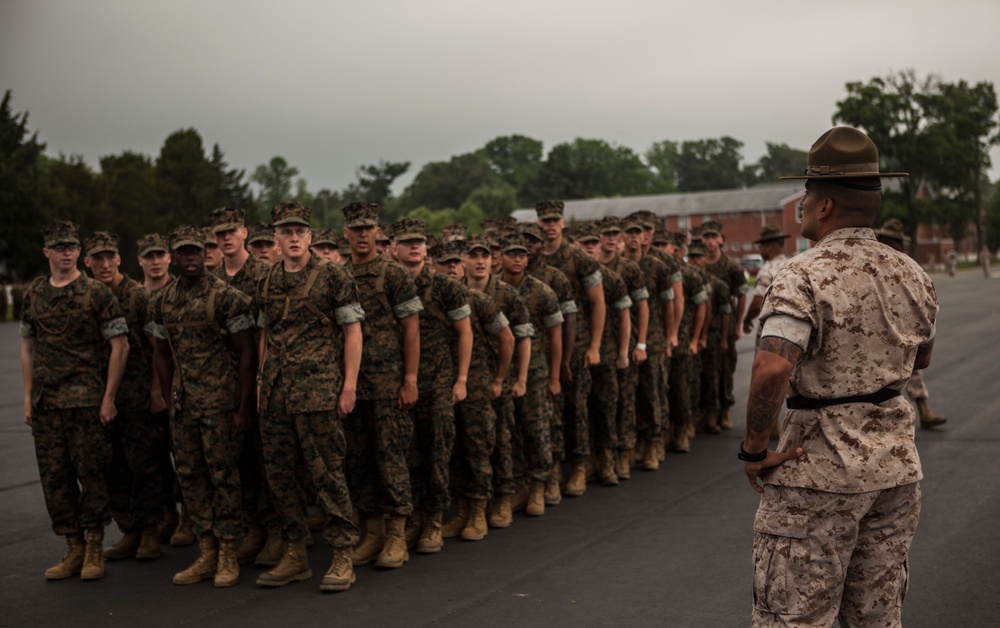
[738, 444, 768, 463]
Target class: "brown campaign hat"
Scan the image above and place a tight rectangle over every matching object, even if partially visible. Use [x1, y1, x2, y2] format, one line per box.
[208, 207, 246, 234]
[341, 201, 379, 229]
[780, 126, 908, 182]
[754, 224, 792, 245]
[84, 231, 119, 256]
[272, 201, 312, 227]
[393, 218, 427, 242]
[170, 225, 205, 251]
[875, 218, 911, 243]
[535, 199, 565, 220]
[42, 220, 80, 248]
[136, 233, 170, 256]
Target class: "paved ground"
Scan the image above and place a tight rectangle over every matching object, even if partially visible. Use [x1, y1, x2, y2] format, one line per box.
[1, 269, 997, 627]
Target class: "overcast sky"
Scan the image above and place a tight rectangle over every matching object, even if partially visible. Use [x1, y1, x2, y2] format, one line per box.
[3, 0, 999, 199]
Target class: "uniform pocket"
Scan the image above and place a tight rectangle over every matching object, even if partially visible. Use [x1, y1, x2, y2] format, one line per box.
[752, 509, 810, 615]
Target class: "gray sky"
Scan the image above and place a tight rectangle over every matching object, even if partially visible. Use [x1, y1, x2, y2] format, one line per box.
[3, 0, 999, 197]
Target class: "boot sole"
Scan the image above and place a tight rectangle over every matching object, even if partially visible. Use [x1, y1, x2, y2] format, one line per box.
[319, 573, 355, 592]
[374, 553, 409, 569]
[214, 577, 241, 588]
[173, 572, 216, 585]
[45, 570, 80, 580]
[256, 569, 313, 587]
[80, 571, 105, 581]
[415, 543, 442, 554]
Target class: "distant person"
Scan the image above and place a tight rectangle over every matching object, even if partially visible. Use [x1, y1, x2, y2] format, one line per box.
[742, 225, 791, 336]
[742, 127, 937, 626]
[979, 245, 991, 278]
[945, 249, 957, 277]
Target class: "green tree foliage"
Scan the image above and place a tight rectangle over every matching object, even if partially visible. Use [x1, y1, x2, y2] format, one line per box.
[675, 136, 745, 192]
[396, 152, 502, 216]
[466, 181, 519, 219]
[752, 142, 810, 182]
[154, 129, 219, 226]
[98, 151, 157, 275]
[252, 156, 300, 218]
[479, 134, 544, 203]
[524, 138, 653, 201]
[644, 140, 679, 193]
[985, 181, 1000, 253]
[0, 90, 50, 280]
[208, 144, 255, 212]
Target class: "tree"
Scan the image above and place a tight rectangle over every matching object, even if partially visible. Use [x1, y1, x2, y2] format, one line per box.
[352, 160, 410, 208]
[396, 152, 502, 215]
[208, 144, 255, 213]
[675, 136, 745, 192]
[644, 140, 679, 194]
[155, 128, 217, 226]
[479, 135, 544, 203]
[524, 138, 653, 201]
[252, 156, 300, 218]
[466, 181, 519, 218]
[99, 151, 158, 276]
[750, 142, 810, 184]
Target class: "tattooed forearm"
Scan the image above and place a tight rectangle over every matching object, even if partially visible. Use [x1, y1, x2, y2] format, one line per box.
[758, 337, 803, 365]
[746, 380, 785, 440]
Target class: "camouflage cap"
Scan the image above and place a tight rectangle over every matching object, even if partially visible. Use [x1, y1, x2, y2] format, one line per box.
[272, 200, 312, 227]
[312, 228, 339, 246]
[501, 233, 529, 254]
[441, 223, 468, 242]
[84, 231, 119, 257]
[341, 201, 379, 229]
[672, 231, 688, 248]
[433, 239, 465, 263]
[627, 209, 658, 229]
[518, 223, 544, 242]
[689, 225, 705, 241]
[201, 228, 217, 246]
[465, 234, 493, 254]
[621, 217, 643, 233]
[208, 206, 246, 234]
[136, 233, 170, 256]
[687, 241, 707, 257]
[535, 199, 565, 220]
[41, 220, 80, 248]
[425, 232, 441, 251]
[700, 220, 723, 236]
[575, 222, 600, 243]
[393, 217, 427, 242]
[338, 238, 352, 257]
[651, 225, 671, 246]
[596, 216, 622, 235]
[170, 225, 205, 251]
[247, 222, 275, 244]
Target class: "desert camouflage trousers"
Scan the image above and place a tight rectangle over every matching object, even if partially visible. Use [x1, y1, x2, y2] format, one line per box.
[410, 381, 456, 514]
[172, 408, 243, 540]
[107, 408, 165, 532]
[261, 382, 359, 547]
[31, 406, 112, 536]
[752, 482, 920, 627]
[904, 370, 929, 400]
[345, 398, 414, 517]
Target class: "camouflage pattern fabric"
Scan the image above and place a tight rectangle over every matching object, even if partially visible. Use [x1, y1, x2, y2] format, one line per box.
[705, 253, 747, 410]
[752, 482, 920, 626]
[589, 265, 631, 452]
[213, 252, 271, 323]
[904, 370, 929, 400]
[699, 276, 731, 414]
[542, 241, 601, 348]
[111, 275, 153, 411]
[636, 353, 665, 443]
[106, 407, 165, 532]
[345, 398, 414, 517]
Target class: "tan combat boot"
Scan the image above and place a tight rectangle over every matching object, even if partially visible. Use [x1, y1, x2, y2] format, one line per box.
[320, 546, 355, 592]
[642, 438, 661, 471]
[488, 495, 512, 529]
[80, 528, 105, 581]
[703, 409, 721, 435]
[510, 479, 529, 513]
[415, 512, 443, 554]
[351, 515, 386, 566]
[254, 528, 285, 567]
[615, 449, 632, 480]
[103, 529, 140, 560]
[917, 398, 947, 429]
[719, 407, 734, 430]
[461, 500, 488, 541]
[659, 429, 671, 459]
[674, 425, 691, 453]
[256, 538, 311, 587]
[599, 449, 619, 487]
[173, 533, 218, 585]
[544, 463, 562, 506]
[214, 538, 240, 588]
[404, 511, 423, 549]
[375, 516, 409, 568]
[170, 507, 196, 547]
[633, 441, 645, 465]
[136, 526, 162, 561]
[441, 499, 469, 538]
[45, 533, 85, 580]
[563, 462, 588, 497]
[237, 524, 265, 565]
[526, 480, 545, 517]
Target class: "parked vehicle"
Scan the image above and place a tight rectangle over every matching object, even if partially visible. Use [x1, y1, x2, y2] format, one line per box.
[741, 254, 764, 277]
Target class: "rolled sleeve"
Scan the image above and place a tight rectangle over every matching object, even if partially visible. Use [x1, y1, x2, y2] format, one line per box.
[394, 296, 424, 319]
[18, 320, 34, 338]
[630, 287, 649, 303]
[759, 314, 812, 351]
[149, 322, 168, 340]
[560, 300, 578, 315]
[614, 295, 633, 311]
[447, 303, 471, 322]
[581, 270, 602, 291]
[692, 288, 708, 305]
[659, 288, 674, 302]
[484, 312, 510, 336]
[669, 271, 682, 285]
[512, 323, 535, 338]
[543, 311, 565, 328]
[101, 317, 128, 340]
[226, 313, 255, 335]
[335, 302, 365, 326]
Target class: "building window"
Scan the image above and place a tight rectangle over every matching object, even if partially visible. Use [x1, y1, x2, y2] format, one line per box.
[742, 242, 753, 251]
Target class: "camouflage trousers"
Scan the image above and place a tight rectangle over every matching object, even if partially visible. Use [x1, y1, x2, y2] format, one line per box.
[261, 382, 359, 548]
[658, 349, 672, 431]
[453, 389, 497, 501]
[344, 398, 414, 517]
[238, 414, 279, 532]
[512, 372, 554, 482]
[550, 392, 565, 463]
[637, 352, 665, 442]
[669, 353, 698, 432]
[491, 392, 516, 496]
[752, 482, 920, 627]
[155, 409, 181, 513]
[587, 363, 619, 452]
[904, 370, 929, 400]
[171, 408, 243, 540]
[31, 406, 112, 536]
[410, 382, 456, 514]
[107, 408, 166, 532]
[699, 346, 724, 412]
[616, 363, 639, 452]
[563, 347, 593, 462]
[721, 335, 738, 409]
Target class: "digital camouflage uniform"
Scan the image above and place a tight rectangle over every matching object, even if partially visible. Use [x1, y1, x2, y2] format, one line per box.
[636, 252, 676, 446]
[256, 254, 363, 547]
[151, 273, 254, 540]
[344, 254, 422, 517]
[588, 264, 631, 455]
[668, 262, 707, 438]
[21, 273, 127, 536]
[105, 273, 165, 534]
[699, 274, 731, 416]
[411, 265, 471, 514]
[705, 251, 748, 411]
[753, 227, 937, 626]
[452, 290, 509, 501]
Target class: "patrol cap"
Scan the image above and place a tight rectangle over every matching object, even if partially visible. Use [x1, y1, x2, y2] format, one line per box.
[501, 233, 529, 254]
[84, 231, 119, 256]
[700, 220, 722, 237]
[201, 228, 217, 246]
[136, 233, 170, 256]
[169, 225, 205, 251]
[209, 206, 246, 234]
[575, 223, 600, 243]
[433, 239, 465, 263]
[42, 220, 80, 248]
[247, 222, 275, 245]
[312, 228, 339, 246]
[341, 201, 379, 229]
[518, 223, 545, 242]
[393, 218, 427, 242]
[597, 216, 622, 235]
[651, 226, 672, 246]
[272, 201, 312, 227]
[441, 223, 468, 242]
[535, 199, 565, 220]
[627, 210, 658, 230]
[621, 217, 643, 233]
[687, 241, 707, 257]
[378, 222, 392, 243]
[465, 234, 492, 255]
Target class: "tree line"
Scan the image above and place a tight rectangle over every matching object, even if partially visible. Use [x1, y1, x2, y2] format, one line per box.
[2, 69, 999, 281]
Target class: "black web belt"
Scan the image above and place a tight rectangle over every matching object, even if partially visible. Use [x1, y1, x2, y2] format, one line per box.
[786, 387, 901, 410]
